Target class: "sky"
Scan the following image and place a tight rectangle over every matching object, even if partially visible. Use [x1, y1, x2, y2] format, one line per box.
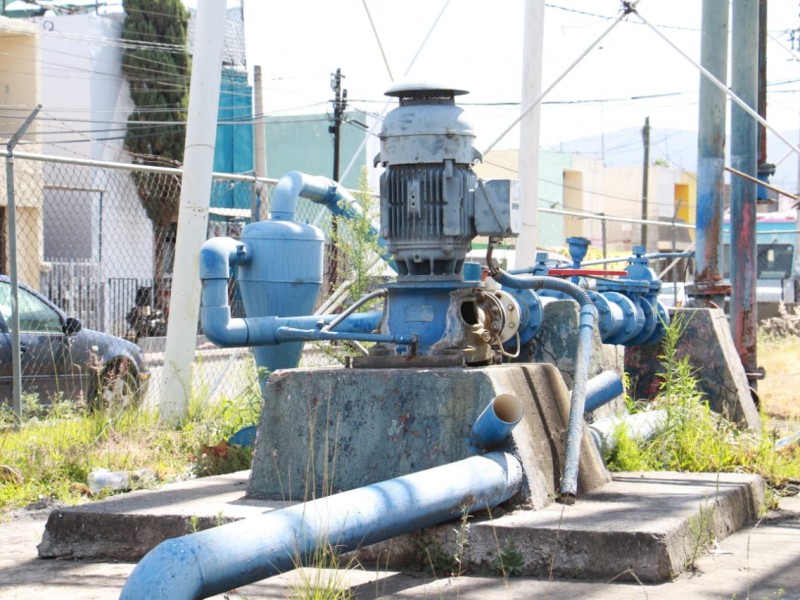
[234, 0, 800, 169]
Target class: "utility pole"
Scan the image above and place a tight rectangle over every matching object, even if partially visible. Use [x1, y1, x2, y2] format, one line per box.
[327, 68, 347, 292]
[159, 0, 225, 423]
[330, 68, 347, 183]
[252, 65, 267, 222]
[641, 116, 650, 249]
[756, 0, 775, 206]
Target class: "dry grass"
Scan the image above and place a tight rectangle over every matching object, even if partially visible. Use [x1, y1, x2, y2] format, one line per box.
[758, 334, 800, 434]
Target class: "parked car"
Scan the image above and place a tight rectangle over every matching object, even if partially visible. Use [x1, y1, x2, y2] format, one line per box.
[0, 275, 149, 410]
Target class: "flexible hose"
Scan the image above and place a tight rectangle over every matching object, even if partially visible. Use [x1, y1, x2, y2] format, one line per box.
[491, 268, 598, 504]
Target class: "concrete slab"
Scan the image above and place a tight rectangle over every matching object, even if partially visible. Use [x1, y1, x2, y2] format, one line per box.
[6, 496, 800, 600]
[37, 469, 765, 585]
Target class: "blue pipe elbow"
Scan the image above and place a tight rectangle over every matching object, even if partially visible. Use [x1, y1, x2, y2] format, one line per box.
[199, 236, 248, 280]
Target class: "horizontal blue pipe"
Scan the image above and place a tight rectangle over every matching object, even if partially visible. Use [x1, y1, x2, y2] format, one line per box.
[583, 371, 624, 413]
[200, 307, 385, 348]
[119, 452, 523, 600]
[275, 326, 416, 345]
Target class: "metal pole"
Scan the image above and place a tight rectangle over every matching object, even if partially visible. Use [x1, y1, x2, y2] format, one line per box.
[4, 105, 41, 424]
[600, 212, 607, 269]
[730, 0, 759, 384]
[641, 117, 650, 249]
[693, 0, 730, 305]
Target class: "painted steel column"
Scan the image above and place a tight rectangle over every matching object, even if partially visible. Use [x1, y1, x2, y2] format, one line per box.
[730, 0, 759, 381]
[514, 0, 545, 269]
[693, 0, 730, 303]
[159, 0, 226, 423]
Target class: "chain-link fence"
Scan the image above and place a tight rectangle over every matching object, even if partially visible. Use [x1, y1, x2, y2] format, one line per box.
[0, 152, 344, 415]
[0, 151, 695, 415]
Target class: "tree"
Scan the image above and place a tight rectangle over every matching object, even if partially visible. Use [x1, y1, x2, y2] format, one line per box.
[121, 0, 190, 313]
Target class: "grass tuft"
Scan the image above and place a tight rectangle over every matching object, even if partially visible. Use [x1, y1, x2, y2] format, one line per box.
[604, 312, 800, 497]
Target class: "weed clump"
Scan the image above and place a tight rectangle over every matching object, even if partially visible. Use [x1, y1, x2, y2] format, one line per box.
[604, 313, 800, 495]
[0, 384, 261, 512]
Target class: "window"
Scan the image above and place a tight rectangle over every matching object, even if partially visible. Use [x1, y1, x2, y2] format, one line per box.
[0, 282, 63, 333]
[722, 243, 794, 280]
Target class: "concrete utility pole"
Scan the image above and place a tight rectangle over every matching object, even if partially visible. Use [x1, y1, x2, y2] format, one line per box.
[729, 0, 759, 387]
[252, 65, 267, 221]
[160, 0, 226, 423]
[515, 0, 545, 269]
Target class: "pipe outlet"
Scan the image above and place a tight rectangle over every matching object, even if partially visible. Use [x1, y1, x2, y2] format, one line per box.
[470, 394, 524, 450]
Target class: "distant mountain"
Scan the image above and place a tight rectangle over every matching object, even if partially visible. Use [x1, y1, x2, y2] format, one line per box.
[545, 127, 798, 201]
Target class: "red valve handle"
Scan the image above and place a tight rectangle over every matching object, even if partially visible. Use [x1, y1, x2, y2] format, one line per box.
[547, 268, 629, 277]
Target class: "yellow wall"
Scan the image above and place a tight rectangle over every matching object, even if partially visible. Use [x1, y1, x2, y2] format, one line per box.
[0, 18, 43, 282]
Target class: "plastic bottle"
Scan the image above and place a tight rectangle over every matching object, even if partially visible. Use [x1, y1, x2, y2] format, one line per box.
[87, 469, 129, 494]
[87, 468, 157, 494]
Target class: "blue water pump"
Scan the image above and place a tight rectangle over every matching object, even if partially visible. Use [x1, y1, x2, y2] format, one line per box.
[200, 84, 522, 370]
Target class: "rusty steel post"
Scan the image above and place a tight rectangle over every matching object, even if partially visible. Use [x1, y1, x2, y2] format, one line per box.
[692, 0, 731, 305]
[730, 0, 759, 383]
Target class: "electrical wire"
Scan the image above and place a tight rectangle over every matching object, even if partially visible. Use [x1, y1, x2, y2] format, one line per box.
[337, 0, 452, 185]
[481, 0, 641, 156]
[631, 5, 800, 158]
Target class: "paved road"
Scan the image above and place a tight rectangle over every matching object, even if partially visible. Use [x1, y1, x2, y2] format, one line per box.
[2, 496, 799, 600]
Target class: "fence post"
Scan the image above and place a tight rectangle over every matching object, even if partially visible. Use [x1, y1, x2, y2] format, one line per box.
[5, 105, 41, 423]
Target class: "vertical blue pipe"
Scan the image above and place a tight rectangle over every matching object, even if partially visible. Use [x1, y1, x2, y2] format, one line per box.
[489, 270, 597, 503]
[694, 0, 729, 300]
[730, 0, 759, 378]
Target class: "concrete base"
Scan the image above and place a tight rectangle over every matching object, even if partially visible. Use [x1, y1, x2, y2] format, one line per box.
[250, 363, 609, 507]
[37, 469, 765, 583]
[625, 307, 760, 429]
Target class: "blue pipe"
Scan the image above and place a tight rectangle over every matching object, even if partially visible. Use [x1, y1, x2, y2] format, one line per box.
[200, 237, 402, 349]
[119, 451, 522, 600]
[280, 170, 395, 268]
[470, 394, 523, 450]
[583, 370, 624, 413]
[491, 270, 597, 503]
